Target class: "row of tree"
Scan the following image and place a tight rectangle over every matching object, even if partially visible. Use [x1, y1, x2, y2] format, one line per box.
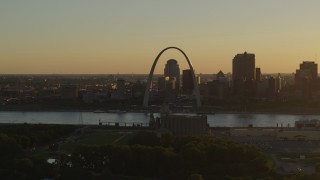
[66, 133, 274, 179]
[0, 124, 77, 148]
[0, 124, 77, 179]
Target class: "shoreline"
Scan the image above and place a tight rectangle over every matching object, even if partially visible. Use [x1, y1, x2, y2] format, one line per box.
[1, 109, 320, 116]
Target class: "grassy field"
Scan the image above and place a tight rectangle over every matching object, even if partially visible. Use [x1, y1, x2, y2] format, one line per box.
[61, 130, 134, 153]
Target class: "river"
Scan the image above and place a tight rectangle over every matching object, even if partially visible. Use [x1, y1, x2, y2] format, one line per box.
[0, 111, 319, 127]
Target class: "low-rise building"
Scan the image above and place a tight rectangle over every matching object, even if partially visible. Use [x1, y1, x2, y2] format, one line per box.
[295, 119, 320, 128]
[160, 114, 208, 136]
[60, 85, 79, 100]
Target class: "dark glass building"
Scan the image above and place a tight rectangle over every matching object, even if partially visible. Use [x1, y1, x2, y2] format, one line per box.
[182, 69, 194, 94]
[232, 52, 255, 81]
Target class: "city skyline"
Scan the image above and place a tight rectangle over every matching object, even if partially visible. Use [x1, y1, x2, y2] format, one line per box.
[1, 1, 320, 74]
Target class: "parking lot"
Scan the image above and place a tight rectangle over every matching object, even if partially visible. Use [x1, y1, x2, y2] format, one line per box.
[229, 135, 320, 153]
[210, 128, 320, 174]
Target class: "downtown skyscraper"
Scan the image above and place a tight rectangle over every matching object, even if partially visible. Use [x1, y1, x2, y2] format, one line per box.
[232, 52, 255, 81]
[164, 59, 180, 94]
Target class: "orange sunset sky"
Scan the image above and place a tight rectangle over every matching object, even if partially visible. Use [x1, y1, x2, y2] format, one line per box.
[1, 1, 320, 74]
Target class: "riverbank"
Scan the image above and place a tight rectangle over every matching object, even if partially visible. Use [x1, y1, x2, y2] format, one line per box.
[2, 107, 320, 116]
[0, 111, 319, 127]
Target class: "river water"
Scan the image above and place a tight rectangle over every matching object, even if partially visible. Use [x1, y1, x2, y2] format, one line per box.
[0, 111, 319, 127]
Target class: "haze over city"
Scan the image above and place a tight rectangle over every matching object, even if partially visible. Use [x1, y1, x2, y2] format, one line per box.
[4, 1, 320, 179]
[1, 0, 320, 74]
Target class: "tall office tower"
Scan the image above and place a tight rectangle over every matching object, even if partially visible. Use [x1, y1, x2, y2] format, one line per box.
[232, 52, 255, 81]
[256, 68, 261, 81]
[232, 52, 256, 98]
[182, 69, 194, 94]
[296, 61, 318, 80]
[164, 59, 180, 94]
[295, 61, 318, 100]
[162, 77, 176, 102]
[158, 76, 167, 91]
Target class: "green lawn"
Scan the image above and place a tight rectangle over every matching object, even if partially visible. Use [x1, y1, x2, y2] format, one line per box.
[29, 149, 52, 161]
[61, 131, 134, 153]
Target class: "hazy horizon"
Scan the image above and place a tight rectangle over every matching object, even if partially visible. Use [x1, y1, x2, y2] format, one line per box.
[1, 1, 320, 74]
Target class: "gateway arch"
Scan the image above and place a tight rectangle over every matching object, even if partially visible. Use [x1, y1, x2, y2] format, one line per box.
[143, 47, 201, 108]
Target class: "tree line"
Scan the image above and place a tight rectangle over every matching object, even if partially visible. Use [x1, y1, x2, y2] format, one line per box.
[0, 124, 77, 179]
[65, 132, 274, 179]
